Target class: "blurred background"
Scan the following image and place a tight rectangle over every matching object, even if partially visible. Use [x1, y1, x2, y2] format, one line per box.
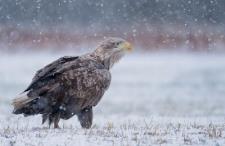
[0, 0, 225, 118]
[0, 0, 225, 52]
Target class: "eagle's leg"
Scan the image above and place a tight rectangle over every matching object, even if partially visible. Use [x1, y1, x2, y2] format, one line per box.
[77, 107, 93, 129]
[42, 114, 48, 125]
[54, 113, 61, 129]
[48, 115, 53, 128]
[48, 113, 60, 128]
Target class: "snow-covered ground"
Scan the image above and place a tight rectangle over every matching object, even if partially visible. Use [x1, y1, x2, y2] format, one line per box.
[0, 51, 225, 146]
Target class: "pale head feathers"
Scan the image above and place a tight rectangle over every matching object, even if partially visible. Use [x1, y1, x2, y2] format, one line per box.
[92, 37, 132, 69]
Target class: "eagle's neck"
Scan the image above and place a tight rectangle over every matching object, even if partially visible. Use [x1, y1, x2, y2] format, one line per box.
[86, 50, 124, 70]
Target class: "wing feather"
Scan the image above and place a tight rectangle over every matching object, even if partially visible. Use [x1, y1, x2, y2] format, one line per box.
[25, 56, 111, 110]
[25, 56, 78, 91]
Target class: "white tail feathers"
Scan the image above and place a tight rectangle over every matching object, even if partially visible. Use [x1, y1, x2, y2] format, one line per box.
[12, 91, 36, 110]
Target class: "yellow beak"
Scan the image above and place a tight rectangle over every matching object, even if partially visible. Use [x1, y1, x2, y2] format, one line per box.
[120, 41, 133, 52]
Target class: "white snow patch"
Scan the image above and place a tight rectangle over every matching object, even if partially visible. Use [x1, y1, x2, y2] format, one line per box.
[0, 52, 225, 146]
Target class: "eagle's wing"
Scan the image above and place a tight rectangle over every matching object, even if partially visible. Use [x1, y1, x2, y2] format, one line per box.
[26, 57, 111, 109]
[25, 56, 78, 92]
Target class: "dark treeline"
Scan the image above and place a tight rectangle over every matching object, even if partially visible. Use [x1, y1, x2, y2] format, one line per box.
[0, 0, 224, 28]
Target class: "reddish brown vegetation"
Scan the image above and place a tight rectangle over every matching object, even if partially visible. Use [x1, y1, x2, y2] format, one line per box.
[0, 25, 224, 52]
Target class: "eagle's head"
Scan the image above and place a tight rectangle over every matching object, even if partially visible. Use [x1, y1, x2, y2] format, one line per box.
[94, 37, 133, 69]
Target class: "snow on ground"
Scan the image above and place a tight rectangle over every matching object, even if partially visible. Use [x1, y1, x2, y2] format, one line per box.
[0, 51, 225, 146]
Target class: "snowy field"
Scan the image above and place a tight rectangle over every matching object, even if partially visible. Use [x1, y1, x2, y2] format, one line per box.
[0, 51, 225, 146]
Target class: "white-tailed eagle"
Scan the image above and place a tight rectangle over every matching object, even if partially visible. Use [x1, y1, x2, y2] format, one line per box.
[12, 37, 132, 128]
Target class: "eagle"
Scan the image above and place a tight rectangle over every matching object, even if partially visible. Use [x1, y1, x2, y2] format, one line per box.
[12, 37, 132, 129]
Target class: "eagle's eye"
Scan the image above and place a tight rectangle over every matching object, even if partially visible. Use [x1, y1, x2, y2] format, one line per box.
[114, 41, 122, 46]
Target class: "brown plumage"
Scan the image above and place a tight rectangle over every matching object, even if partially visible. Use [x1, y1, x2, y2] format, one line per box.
[12, 37, 132, 128]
